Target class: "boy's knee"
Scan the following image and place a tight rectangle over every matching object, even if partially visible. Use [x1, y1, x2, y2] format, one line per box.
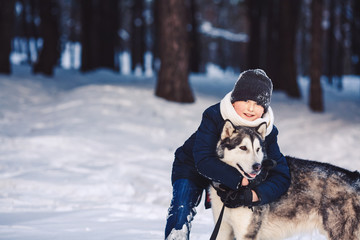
[165, 204, 193, 239]
[167, 202, 196, 227]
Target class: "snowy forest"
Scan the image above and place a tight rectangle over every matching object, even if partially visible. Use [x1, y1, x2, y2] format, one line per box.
[0, 1, 360, 240]
[0, 0, 359, 111]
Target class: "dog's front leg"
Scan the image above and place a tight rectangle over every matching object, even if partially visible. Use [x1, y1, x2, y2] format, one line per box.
[210, 186, 234, 240]
[216, 219, 234, 240]
[230, 207, 256, 240]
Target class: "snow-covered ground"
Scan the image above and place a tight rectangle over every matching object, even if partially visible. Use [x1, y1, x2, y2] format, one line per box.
[0, 65, 359, 240]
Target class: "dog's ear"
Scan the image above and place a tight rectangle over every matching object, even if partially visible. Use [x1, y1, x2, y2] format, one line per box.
[256, 122, 267, 140]
[221, 120, 236, 140]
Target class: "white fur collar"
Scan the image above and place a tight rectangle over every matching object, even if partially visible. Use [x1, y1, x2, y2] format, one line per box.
[220, 92, 274, 136]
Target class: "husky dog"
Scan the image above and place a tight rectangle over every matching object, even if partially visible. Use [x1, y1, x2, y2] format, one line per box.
[209, 120, 360, 240]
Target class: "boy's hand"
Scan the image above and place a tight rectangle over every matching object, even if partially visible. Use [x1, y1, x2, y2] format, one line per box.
[241, 178, 259, 202]
[215, 187, 253, 208]
[238, 159, 277, 203]
[242, 177, 249, 186]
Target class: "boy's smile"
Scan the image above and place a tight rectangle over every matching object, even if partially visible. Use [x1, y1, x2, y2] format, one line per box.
[232, 100, 265, 121]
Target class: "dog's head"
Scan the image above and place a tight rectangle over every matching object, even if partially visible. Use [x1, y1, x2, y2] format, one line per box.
[216, 120, 267, 180]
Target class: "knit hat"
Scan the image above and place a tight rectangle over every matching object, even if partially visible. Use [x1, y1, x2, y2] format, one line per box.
[230, 69, 273, 111]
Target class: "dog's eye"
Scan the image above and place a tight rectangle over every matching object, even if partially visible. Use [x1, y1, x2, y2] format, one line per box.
[256, 148, 260, 152]
[240, 146, 247, 151]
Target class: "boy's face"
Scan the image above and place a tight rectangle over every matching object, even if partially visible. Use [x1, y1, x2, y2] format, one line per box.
[232, 100, 265, 121]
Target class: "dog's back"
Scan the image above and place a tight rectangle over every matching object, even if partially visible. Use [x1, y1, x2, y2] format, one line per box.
[252, 157, 360, 240]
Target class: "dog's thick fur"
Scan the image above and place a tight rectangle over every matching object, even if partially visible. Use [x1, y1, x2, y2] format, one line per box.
[210, 121, 360, 240]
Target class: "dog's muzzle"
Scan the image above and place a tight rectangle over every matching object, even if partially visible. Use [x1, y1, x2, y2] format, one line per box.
[236, 163, 262, 179]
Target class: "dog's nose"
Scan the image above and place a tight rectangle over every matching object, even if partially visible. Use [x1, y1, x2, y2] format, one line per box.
[252, 163, 262, 172]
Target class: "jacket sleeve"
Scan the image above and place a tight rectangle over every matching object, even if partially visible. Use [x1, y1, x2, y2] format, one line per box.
[193, 109, 243, 190]
[254, 126, 291, 204]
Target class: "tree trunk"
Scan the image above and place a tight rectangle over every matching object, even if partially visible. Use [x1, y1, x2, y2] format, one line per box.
[131, 0, 145, 72]
[326, 0, 335, 83]
[309, 0, 324, 112]
[19, 0, 32, 64]
[152, 0, 161, 72]
[188, 0, 201, 73]
[33, 0, 60, 76]
[98, 0, 118, 70]
[80, 0, 93, 71]
[298, 0, 310, 76]
[334, 0, 346, 90]
[246, 0, 263, 69]
[352, 0, 360, 75]
[80, 0, 118, 72]
[278, 0, 301, 97]
[265, 0, 280, 86]
[0, 0, 15, 74]
[155, 0, 194, 103]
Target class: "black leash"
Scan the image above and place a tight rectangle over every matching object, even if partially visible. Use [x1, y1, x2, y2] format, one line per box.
[209, 189, 233, 240]
[209, 203, 225, 240]
[209, 159, 277, 239]
[209, 191, 252, 240]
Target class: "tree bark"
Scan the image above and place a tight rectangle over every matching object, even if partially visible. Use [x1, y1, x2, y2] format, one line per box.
[309, 0, 324, 112]
[326, 0, 335, 83]
[80, 0, 118, 72]
[352, 0, 360, 75]
[152, 0, 161, 72]
[188, 0, 201, 73]
[98, 0, 118, 70]
[298, 0, 310, 76]
[246, 0, 263, 69]
[0, 0, 15, 74]
[334, 0, 346, 90]
[265, 0, 280, 86]
[155, 0, 194, 103]
[33, 0, 60, 76]
[20, 0, 33, 65]
[131, 0, 145, 72]
[278, 0, 301, 97]
[80, 0, 93, 71]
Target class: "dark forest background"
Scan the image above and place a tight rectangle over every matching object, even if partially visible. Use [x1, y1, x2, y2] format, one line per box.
[0, 0, 359, 111]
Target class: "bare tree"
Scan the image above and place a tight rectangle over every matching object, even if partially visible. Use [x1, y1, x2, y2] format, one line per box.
[0, 0, 15, 74]
[155, 0, 194, 103]
[309, 0, 324, 112]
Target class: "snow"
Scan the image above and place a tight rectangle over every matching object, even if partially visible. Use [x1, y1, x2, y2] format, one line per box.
[200, 21, 249, 42]
[0, 65, 359, 240]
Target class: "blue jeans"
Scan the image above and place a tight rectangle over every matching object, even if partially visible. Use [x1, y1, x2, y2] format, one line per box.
[165, 179, 203, 240]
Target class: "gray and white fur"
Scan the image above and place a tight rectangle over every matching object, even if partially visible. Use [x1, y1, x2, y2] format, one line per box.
[209, 120, 360, 240]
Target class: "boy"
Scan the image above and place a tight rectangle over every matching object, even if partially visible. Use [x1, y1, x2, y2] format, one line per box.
[165, 69, 291, 239]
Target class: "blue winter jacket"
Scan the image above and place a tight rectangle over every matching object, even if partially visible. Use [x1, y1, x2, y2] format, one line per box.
[171, 103, 291, 205]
